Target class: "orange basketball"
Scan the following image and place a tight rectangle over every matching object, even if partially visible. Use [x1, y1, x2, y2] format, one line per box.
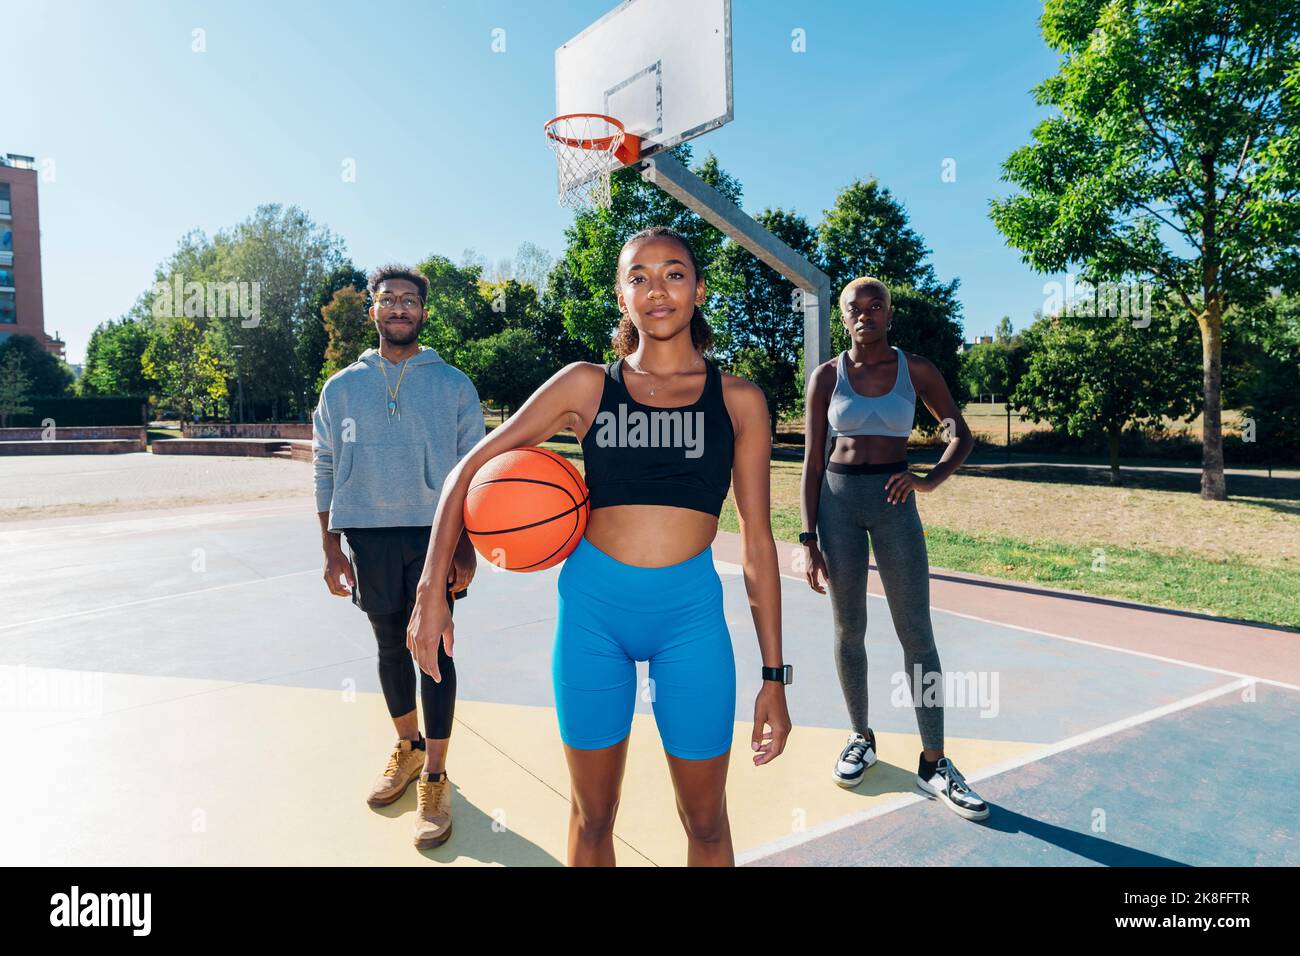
[463, 447, 589, 572]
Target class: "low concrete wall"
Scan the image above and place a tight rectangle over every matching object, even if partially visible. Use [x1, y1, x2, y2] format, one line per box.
[0, 439, 145, 455]
[0, 426, 147, 442]
[181, 423, 313, 440]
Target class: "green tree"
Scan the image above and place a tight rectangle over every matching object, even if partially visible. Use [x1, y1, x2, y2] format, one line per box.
[712, 208, 821, 433]
[202, 205, 345, 421]
[556, 144, 742, 358]
[961, 342, 1011, 403]
[141, 317, 228, 421]
[1013, 304, 1202, 482]
[481, 278, 545, 333]
[820, 177, 962, 305]
[989, 0, 1300, 499]
[537, 258, 606, 368]
[416, 255, 496, 368]
[1226, 291, 1300, 458]
[459, 327, 551, 418]
[513, 241, 554, 291]
[729, 346, 795, 436]
[962, 317, 1031, 403]
[79, 305, 156, 396]
[301, 263, 367, 404]
[319, 286, 374, 387]
[0, 349, 34, 427]
[0, 334, 75, 396]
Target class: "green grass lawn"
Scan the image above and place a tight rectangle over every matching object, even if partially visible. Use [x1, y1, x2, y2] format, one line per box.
[720, 501, 1297, 630]
[537, 436, 1299, 630]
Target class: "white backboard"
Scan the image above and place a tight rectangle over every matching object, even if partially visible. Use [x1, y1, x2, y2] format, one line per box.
[554, 0, 732, 163]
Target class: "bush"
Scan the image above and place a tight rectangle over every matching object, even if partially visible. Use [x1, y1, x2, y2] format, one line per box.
[7, 396, 149, 428]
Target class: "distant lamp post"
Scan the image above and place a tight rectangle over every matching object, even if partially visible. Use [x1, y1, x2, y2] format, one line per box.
[232, 345, 246, 424]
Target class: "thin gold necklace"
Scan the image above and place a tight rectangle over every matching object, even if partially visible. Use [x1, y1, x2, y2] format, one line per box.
[379, 351, 414, 420]
[626, 353, 704, 397]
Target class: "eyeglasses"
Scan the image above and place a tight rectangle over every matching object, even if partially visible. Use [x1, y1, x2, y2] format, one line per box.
[375, 294, 423, 310]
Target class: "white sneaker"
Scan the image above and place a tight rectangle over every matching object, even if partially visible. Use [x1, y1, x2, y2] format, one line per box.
[916, 756, 990, 820]
[832, 730, 877, 788]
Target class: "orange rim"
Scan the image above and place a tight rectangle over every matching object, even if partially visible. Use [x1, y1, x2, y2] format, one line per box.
[544, 112, 624, 149]
[545, 113, 640, 165]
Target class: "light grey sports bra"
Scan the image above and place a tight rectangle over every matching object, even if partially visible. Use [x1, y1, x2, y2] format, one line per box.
[826, 346, 916, 439]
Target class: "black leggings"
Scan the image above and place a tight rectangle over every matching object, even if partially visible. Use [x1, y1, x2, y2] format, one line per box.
[367, 600, 456, 740]
[343, 525, 459, 741]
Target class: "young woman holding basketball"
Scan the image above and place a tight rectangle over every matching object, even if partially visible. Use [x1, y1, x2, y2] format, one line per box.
[800, 277, 988, 821]
[407, 225, 791, 866]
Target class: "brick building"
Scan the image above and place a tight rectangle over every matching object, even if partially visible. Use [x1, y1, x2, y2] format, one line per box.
[0, 152, 62, 357]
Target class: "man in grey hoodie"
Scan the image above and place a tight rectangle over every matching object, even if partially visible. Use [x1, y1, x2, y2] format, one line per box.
[312, 264, 486, 850]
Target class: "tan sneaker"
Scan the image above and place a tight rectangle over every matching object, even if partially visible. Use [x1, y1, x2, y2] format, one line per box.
[366, 738, 425, 807]
[413, 770, 453, 849]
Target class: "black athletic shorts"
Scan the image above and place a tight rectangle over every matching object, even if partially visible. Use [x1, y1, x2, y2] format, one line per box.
[341, 526, 468, 616]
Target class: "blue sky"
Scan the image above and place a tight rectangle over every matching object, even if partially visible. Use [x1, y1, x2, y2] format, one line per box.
[8, 0, 1064, 363]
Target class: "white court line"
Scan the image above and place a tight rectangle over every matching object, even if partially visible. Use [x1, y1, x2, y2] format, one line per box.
[0, 569, 318, 632]
[774, 568, 1300, 693]
[736, 677, 1253, 865]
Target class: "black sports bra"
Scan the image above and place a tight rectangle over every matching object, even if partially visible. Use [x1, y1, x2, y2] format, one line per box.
[579, 356, 735, 517]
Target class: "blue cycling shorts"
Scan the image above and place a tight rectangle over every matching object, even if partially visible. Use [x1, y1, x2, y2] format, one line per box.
[553, 535, 737, 761]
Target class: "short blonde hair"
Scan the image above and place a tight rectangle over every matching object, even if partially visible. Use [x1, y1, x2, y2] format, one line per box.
[839, 277, 892, 311]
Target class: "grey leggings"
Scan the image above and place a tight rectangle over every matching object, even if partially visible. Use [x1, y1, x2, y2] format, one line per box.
[816, 461, 944, 751]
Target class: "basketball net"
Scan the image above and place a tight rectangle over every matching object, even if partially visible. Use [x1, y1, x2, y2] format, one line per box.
[544, 114, 639, 211]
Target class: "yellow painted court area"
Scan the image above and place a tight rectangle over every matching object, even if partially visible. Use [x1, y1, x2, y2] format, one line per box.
[1, 663, 1040, 866]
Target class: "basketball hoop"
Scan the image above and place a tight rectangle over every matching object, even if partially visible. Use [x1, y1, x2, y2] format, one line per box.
[544, 113, 641, 210]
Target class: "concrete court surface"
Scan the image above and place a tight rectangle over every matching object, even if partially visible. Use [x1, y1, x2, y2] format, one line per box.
[1, 464, 1297, 866]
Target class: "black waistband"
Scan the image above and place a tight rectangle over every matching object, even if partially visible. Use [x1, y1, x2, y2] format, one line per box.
[826, 459, 909, 475]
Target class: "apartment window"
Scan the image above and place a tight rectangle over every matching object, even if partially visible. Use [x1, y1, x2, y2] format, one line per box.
[0, 291, 15, 323]
[0, 268, 12, 288]
[0, 182, 9, 217]
[0, 227, 10, 251]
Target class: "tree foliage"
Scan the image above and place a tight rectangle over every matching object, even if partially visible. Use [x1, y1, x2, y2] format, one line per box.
[0, 333, 75, 396]
[1012, 302, 1202, 481]
[990, 0, 1300, 497]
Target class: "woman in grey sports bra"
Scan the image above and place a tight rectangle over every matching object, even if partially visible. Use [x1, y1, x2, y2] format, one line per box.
[799, 276, 990, 821]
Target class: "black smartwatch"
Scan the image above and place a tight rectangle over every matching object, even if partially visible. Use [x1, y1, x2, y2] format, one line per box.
[798, 531, 817, 546]
[762, 664, 793, 685]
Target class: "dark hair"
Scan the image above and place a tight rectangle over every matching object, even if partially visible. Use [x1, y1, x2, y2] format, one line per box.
[367, 264, 429, 304]
[612, 226, 714, 358]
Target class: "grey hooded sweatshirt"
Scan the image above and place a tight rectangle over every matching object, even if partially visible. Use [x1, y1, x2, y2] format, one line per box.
[312, 345, 486, 531]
